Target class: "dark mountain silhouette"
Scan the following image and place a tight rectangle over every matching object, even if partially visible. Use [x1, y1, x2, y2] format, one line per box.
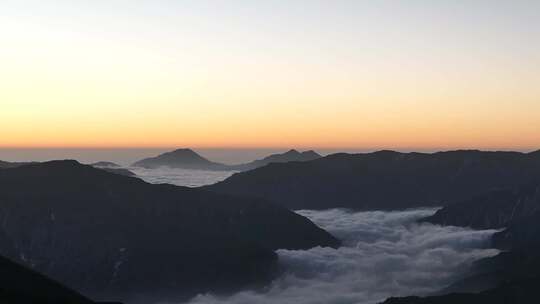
[390, 203, 540, 302]
[0, 160, 32, 169]
[204, 149, 540, 303]
[422, 182, 540, 229]
[132, 148, 230, 170]
[1, 160, 135, 177]
[90, 161, 121, 168]
[0, 253, 95, 304]
[419, 182, 540, 289]
[382, 233, 540, 304]
[0, 161, 338, 302]
[230, 149, 322, 171]
[381, 277, 540, 304]
[530, 149, 540, 157]
[206, 150, 540, 210]
[493, 210, 540, 251]
[397, 181, 540, 303]
[0, 160, 14, 168]
[132, 148, 322, 172]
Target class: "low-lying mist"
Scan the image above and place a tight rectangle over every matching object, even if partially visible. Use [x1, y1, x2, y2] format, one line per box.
[129, 167, 236, 187]
[187, 208, 499, 304]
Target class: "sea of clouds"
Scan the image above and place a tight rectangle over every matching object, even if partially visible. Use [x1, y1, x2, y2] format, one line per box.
[187, 208, 500, 304]
[128, 167, 236, 187]
[130, 168, 500, 304]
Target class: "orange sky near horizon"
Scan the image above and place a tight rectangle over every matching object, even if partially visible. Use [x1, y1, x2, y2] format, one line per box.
[1, 1, 539, 150]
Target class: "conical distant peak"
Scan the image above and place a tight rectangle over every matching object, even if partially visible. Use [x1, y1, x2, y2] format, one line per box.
[164, 148, 207, 160]
[172, 148, 196, 154]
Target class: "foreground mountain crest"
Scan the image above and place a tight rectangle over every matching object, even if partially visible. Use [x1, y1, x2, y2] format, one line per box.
[0, 160, 338, 302]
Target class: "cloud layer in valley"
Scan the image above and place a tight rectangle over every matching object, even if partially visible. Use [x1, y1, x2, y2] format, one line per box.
[187, 208, 499, 304]
[129, 167, 236, 187]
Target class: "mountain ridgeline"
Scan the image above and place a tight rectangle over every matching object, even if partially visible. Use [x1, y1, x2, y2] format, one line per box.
[0, 161, 338, 303]
[206, 150, 540, 210]
[231, 149, 322, 171]
[0, 160, 35, 169]
[4, 149, 540, 303]
[132, 148, 322, 171]
[0, 160, 136, 177]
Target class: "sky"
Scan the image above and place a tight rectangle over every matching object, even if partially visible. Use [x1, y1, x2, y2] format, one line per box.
[1, 0, 539, 150]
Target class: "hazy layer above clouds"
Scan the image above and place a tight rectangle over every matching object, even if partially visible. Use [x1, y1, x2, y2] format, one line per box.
[188, 208, 499, 304]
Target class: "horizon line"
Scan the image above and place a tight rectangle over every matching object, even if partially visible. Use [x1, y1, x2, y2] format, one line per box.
[0, 145, 538, 153]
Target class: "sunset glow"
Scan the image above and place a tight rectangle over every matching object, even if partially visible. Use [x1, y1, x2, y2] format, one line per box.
[1, 1, 539, 150]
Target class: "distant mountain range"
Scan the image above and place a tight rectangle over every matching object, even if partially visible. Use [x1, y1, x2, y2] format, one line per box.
[5, 149, 540, 303]
[132, 148, 322, 171]
[206, 150, 540, 210]
[231, 149, 322, 171]
[0, 161, 338, 302]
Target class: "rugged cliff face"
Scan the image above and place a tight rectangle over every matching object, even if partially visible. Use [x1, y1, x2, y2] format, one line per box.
[492, 211, 540, 253]
[206, 150, 540, 210]
[0, 161, 339, 302]
[420, 182, 540, 289]
[395, 182, 540, 303]
[421, 183, 540, 229]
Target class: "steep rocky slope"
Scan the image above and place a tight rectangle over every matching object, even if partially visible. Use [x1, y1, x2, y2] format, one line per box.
[0, 161, 338, 302]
